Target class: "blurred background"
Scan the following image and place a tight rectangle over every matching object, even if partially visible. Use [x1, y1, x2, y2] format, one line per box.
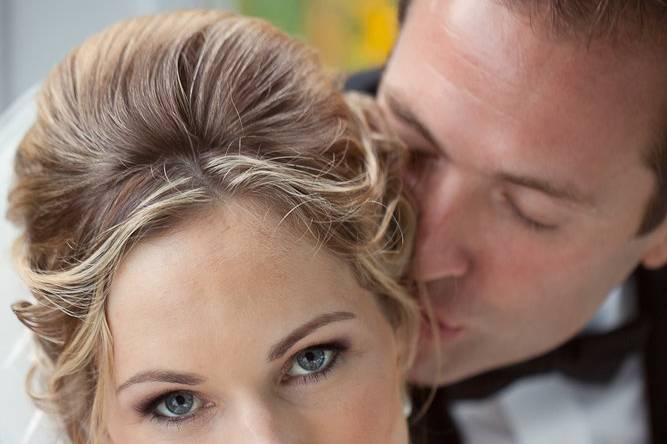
[0, 0, 398, 113]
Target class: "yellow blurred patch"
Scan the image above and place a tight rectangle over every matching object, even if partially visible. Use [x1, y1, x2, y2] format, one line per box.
[243, 0, 398, 71]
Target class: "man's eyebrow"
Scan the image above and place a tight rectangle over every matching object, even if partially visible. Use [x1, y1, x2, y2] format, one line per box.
[268, 311, 356, 362]
[384, 91, 592, 206]
[499, 173, 593, 206]
[384, 92, 443, 152]
[117, 370, 206, 394]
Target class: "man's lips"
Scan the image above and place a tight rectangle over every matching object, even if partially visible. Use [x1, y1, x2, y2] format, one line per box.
[420, 310, 464, 339]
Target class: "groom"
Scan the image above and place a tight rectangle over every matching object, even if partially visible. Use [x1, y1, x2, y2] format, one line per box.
[348, 0, 667, 443]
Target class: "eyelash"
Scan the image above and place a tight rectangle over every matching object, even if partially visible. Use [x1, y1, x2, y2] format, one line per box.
[136, 341, 348, 427]
[493, 190, 556, 232]
[280, 341, 348, 386]
[508, 201, 556, 231]
[136, 391, 209, 428]
[408, 147, 560, 232]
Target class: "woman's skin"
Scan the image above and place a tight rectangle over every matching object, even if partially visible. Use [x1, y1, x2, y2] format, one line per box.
[103, 200, 409, 443]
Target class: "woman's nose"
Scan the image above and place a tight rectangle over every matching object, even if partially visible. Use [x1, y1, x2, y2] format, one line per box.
[230, 398, 299, 444]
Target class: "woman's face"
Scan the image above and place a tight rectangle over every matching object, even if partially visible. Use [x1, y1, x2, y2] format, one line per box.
[104, 201, 409, 443]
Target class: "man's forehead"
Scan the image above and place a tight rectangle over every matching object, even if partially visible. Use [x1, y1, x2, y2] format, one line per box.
[417, 0, 662, 86]
[383, 0, 667, 216]
[396, 0, 667, 150]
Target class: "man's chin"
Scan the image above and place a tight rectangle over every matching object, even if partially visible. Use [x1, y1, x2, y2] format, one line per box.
[408, 350, 509, 387]
[408, 358, 474, 387]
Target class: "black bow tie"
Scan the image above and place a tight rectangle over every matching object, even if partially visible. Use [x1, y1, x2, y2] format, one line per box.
[435, 315, 650, 401]
[408, 317, 650, 444]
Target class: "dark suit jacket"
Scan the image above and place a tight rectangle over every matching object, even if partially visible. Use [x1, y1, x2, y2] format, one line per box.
[345, 68, 667, 444]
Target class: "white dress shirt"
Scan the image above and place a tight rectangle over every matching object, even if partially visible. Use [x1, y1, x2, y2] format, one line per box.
[449, 280, 648, 444]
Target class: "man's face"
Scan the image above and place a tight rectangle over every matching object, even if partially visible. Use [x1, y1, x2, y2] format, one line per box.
[379, 0, 667, 385]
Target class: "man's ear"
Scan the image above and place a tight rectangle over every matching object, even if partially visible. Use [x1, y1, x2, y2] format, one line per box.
[641, 219, 667, 269]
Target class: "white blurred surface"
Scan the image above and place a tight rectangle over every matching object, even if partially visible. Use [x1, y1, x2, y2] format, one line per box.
[0, 0, 237, 113]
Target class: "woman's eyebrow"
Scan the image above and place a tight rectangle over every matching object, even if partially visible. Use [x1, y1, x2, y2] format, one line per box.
[116, 311, 356, 394]
[267, 311, 356, 362]
[117, 370, 205, 394]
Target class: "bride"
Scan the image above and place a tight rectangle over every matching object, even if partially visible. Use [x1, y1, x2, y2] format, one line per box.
[7, 10, 423, 443]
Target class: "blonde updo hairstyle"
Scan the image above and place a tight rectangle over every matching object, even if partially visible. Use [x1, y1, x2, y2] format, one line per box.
[8, 10, 418, 443]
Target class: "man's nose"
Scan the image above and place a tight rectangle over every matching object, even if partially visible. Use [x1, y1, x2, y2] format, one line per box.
[411, 170, 473, 282]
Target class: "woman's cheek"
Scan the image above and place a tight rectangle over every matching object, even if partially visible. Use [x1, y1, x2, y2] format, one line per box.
[311, 370, 405, 444]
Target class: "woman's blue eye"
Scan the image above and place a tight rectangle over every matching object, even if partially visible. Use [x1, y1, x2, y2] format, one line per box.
[286, 345, 342, 380]
[293, 349, 331, 373]
[153, 391, 201, 418]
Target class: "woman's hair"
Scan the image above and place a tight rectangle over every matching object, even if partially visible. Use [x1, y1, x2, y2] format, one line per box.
[7, 10, 418, 443]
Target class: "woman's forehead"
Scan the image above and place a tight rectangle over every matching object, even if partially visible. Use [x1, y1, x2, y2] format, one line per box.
[105, 201, 376, 376]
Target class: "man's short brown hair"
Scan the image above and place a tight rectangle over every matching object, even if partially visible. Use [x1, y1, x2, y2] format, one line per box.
[397, 0, 667, 234]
